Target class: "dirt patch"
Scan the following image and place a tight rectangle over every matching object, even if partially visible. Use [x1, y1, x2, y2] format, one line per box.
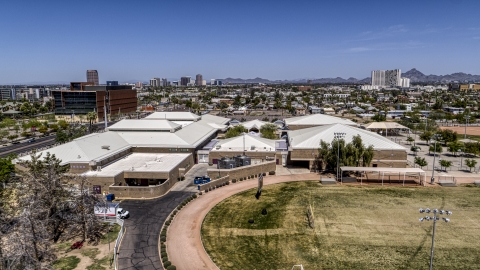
[440, 126, 480, 136]
[54, 240, 114, 270]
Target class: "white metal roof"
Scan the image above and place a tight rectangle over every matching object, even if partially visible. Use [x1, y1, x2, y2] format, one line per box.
[145, 112, 201, 121]
[284, 114, 356, 126]
[83, 153, 190, 177]
[200, 114, 231, 125]
[211, 134, 276, 152]
[235, 119, 270, 130]
[107, 119, 181, 132]
[17, 132, 130, 166]
[288, 124, 406, 150]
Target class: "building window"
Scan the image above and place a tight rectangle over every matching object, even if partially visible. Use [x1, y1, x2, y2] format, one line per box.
[170, 148, 178, 152]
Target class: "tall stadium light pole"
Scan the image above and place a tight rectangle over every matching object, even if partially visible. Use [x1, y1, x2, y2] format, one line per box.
[334, 132, 346, 182]
[419, 208, 452, 270]
[431, 134, 442, 184]
[464, 115, 470, 140]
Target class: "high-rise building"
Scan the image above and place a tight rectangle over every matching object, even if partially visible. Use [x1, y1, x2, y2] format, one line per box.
[195, 74, 203, 86]
[87, 70, 99, 85]
[210, 79, 215, 86]
[400, 78, 410, 88]
[161, 78, 168, 87]
[371, 69, 402, 87]
[180, 76, 191, 86]
[371, 70, 386, 86]
[106, 81, 119, 86]
[150, 78, 161, 87]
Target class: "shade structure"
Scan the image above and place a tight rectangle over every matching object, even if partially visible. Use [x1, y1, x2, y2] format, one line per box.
[340, 166, 426, 186]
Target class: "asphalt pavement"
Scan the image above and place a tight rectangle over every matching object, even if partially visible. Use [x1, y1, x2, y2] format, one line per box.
[117, 164, 207, 270]
[0, 136, 56, 157]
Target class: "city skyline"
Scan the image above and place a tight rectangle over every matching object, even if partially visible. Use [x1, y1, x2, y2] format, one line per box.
[1, 0, 480, 84]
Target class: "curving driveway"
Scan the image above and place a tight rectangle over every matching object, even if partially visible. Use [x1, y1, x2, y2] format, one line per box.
[118, 164, 207, 270]
[166, 173, 319, 270]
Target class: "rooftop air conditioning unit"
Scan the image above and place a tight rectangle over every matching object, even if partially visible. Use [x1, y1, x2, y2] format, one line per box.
[102, 145, 110, 150]
[216, 145, 221, 150]
[251, 145, 256, 150]
[97, 166, 102, 172]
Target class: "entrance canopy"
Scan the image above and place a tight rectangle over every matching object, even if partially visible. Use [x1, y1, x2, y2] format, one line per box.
[340, 166, 426, 186]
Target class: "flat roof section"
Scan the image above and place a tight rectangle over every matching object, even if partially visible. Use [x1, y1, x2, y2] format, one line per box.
[84, 153, 190, 177]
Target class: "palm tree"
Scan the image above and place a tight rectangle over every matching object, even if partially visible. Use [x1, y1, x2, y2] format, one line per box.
[86, 112, 97, 132]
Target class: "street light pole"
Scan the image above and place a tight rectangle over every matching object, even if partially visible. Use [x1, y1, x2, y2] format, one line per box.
[431, 134, 442, 184]
[334, 132, 346, 182]
[419, 208, 452, 270]
[464, 115, 470, 140]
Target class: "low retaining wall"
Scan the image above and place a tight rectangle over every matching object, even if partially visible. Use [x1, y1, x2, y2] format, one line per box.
[207, 161, 276, 181]
[108, 178, 175, 199]
[198, 176, 230, 191]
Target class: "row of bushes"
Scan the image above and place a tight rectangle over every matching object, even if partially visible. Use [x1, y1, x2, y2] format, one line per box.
[230, 171, 275, 183]
[160, 193, 198, 270]
[204, 181, 229, 193]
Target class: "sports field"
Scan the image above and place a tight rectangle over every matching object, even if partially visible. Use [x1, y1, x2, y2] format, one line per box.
[201, 182, 480, 269]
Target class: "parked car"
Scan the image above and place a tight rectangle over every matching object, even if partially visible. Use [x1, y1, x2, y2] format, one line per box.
[27, 138, 36, 143]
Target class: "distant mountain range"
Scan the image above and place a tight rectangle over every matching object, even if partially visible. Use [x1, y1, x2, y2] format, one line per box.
[221, 69, 480, 84]
[3, 69, 479, 85]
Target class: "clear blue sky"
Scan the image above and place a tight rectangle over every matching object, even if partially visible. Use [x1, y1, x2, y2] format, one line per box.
[1, 0, 479, 84]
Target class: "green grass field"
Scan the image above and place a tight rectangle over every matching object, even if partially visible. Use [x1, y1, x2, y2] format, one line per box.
[201, 182, 480, 269]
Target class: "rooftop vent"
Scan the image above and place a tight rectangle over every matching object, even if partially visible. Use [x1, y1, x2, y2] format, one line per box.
[216, 145, 221, 150]
[77, 155, 81, 159]
[102, 145, 110, 150]
[251, 145, 256, 150]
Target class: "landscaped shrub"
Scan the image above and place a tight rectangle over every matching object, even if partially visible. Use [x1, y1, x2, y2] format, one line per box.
[173, 210, 178, 215]
[177, 206, 182, 210]
[160, 236, 166, 242]
[193, 194, 197, 199]
[205, 189, 209, 193]
[226, 182, 230, 185]
[162, 256, 168, 262]
[251, 175, 254, 178]
[161, 231, 166, 237]
[232, 179, 236, 183]
[164, 261, 171, 267]
[166, 265, 176, 270]
[269, 171, 275, 175]
[247, 176, 250, 179]
[199, 191, 203, 195]
[161, 251, 167, 258]
[263, 172, 266, 176]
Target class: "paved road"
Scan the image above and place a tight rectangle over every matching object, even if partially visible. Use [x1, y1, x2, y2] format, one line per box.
[0, 136, 56, 157]
[118, 164, 207, 270]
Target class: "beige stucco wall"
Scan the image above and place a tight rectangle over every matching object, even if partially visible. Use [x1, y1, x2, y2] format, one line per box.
[108, 178, 175, 199]
[207, 161, 276, 180]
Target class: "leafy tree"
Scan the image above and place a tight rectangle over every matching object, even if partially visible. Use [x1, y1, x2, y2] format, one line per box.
[38, 125, 48, 135]
[87, 111, 97, 132]
[0, 129, 9, 142]
[429, 143, 443, 155]
[410, 145, 420, 156]
[260, 123, 277, 139]
[420, 131, 433, 144]
[225, 125, 247, 139]
[465, 159, 477, 172]
[464, 142, 480, 156]
[414, 156, 428, 169]
[438, 129, 458, 144]
[447, 141, 462, 156]
[406, 136, 414, 145]
[55, 129, 69, 143]
[439, 159, 452, 172]
[58, 119, 69, 130]
[371, 113, 386, 122]
[49, 123, 59, 132]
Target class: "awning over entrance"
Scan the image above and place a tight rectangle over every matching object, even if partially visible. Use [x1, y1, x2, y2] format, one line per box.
[340, 166, 426, 186]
